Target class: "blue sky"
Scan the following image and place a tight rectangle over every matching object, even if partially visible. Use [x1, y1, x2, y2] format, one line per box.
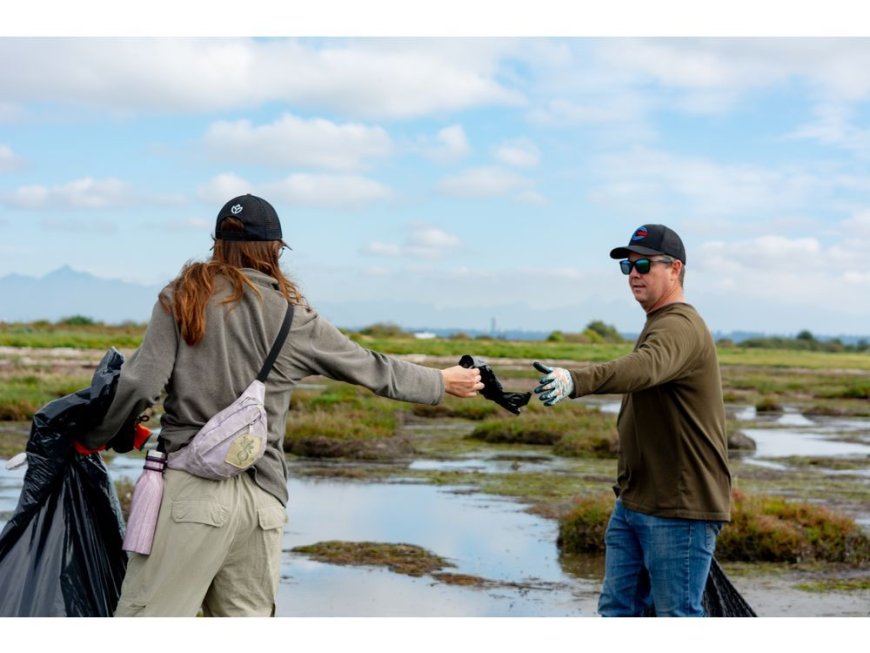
[3, 7, 870, 336]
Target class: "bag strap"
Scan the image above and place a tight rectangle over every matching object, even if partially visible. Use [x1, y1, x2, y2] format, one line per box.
[256, 302, 294, 383]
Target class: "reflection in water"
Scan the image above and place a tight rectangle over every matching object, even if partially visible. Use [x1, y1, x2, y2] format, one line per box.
[742, 427, 870, 459]
[0, 458, 602, 617]
[277, 476, 601, 616]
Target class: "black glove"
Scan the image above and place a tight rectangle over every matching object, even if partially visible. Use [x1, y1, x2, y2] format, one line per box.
[459, 354, 531, 415]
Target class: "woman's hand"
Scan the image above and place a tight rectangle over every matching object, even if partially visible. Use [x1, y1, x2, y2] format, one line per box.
[440, 365, 484, 398]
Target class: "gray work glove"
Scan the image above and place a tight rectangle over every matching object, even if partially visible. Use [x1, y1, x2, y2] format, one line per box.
[532, 361, 574, 406]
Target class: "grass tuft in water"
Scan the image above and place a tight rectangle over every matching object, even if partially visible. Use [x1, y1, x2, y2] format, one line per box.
[469, 401, 617, 457]
[556, 489, 870, 565]
[291, 540, 454, 577]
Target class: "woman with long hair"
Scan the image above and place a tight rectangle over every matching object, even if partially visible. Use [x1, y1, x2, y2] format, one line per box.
[84, 194, 482, 617]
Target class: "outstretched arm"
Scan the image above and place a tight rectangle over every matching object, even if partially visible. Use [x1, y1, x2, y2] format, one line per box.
[441, 365, 483, 398]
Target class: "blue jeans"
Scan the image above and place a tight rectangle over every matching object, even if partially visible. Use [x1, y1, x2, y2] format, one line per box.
[598, 499, 722, 617]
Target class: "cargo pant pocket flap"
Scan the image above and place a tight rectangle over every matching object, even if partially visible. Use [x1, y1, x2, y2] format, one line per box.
[257, 505, 288, 531]
[171, 500, 228, 527]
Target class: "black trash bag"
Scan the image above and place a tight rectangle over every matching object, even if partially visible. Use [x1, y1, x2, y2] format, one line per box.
[639, 558, 757, 617]
[702, 558, 757, 617]
[0, 348, 129, 617]
[459, 354, 531, 415]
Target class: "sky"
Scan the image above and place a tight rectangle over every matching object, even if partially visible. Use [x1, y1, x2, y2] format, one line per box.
[2, 3, 870, 337]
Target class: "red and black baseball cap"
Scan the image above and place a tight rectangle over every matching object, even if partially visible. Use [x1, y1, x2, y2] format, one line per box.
[609, 224, 686, 264]
[215, 194, 284, 242]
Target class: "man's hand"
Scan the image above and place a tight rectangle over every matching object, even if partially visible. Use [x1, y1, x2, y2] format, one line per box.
[441, 365, 484, 398]
[532, 361, 574, 406]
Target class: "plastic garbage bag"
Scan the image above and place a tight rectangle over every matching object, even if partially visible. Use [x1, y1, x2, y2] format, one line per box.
[0, 348, 129, 617]
[702, 558, 757, 617]
[459, 354, 531, 415]
[639, 558, 757, 617]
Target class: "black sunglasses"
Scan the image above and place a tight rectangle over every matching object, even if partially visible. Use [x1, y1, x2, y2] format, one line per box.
[620, 257, 674, 275]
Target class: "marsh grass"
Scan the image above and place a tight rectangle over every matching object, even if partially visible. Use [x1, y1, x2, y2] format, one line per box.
[796, 577, 870, 592]
[755, 396, 784, 413]
[556, 490, 870, 565]
[0, 374, 91, 420]
[291, 541, 454, 577]
[556, 494, 614, 554]
[284, 383, 409, 459]
[469, 401, 618, 457]
[0, 427, 28, 457]
[0, 322, 144, 349]
[716, 490, 870, 564]
[411, 396, 499, 420]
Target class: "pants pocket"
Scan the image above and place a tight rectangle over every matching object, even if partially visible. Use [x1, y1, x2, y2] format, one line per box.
[171, 500, 229, 528]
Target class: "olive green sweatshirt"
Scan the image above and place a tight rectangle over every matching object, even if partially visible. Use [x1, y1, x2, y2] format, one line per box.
[569, 303, 731, 521]
[86, 269, 444, 506]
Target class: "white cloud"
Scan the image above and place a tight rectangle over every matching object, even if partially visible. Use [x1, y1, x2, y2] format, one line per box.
[788, 103, 870, 158]
[424, 124, 470, 163]
[693, 235, 868, 318]
[0, 144, 23, 171]
[5, 177, 133, 209]
[198, 172, 392, 209]
[264, 174, 392, 208]
[597, 39, 870, 103]
[363, 222, 462, 260]
[439, 166, 532, 198]
[202, 113, 393, 171]
[590, 146, 870, 219]
[494, 138, 540, 168]
[838, 210, 870, 238]
[0, 38, 524, 119]
[197, 173, 251, 204]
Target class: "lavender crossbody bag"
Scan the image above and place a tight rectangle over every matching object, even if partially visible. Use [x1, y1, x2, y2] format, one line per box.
[166, 303, 294, 480]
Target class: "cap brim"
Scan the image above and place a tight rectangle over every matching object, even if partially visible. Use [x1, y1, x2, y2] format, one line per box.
[609, 245, 664, 259]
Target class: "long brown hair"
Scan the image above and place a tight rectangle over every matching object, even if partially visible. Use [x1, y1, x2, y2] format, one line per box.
[160, 217, 304, 346]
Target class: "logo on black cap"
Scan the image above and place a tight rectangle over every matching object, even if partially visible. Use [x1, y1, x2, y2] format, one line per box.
[631, 226, 649, 241]
[215, 194, 284, 242]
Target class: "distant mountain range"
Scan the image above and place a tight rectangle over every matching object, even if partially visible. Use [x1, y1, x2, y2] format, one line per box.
[1, 266, 163, 324]
[1, 267, 867, 344]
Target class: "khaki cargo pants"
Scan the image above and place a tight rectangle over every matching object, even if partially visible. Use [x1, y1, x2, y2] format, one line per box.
[114, 468, 287, 617]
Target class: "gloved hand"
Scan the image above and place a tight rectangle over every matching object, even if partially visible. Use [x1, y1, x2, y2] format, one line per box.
[532, 361, 574, 406]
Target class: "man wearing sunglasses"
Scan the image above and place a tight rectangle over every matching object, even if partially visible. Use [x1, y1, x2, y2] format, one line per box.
[533, 224, 730, 617]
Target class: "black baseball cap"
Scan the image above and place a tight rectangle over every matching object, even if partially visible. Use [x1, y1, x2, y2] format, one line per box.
[215, 194, 284, 242]
[609, 224, 686, 265]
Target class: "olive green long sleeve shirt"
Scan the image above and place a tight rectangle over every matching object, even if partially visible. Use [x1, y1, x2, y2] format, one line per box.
[85, 269, 444, 505]
[569, 303, 731, 521]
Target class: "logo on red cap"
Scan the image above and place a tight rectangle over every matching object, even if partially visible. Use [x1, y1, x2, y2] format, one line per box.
[631, 226, 648, 241]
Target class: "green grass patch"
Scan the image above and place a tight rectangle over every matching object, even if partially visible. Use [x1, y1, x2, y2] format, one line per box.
[0, 374, 92, 420]
[469, 401, 617, 457]
[0, 321, 145, 349]
[556, 494, 614, 554]
[795, 577, 870, 592]
[291, 541, 454, 577]
[0, 424, 29, 458]
[755, 396, 783, 413]
[411, 395, 499, 420]
[556, 490, 870, 565]
[284, 383, 411, 459]
[716, 490, 870, 564]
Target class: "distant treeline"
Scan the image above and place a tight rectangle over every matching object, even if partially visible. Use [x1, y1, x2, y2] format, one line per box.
[4, 317, 869, 353]
[718, 330, 869, 353]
